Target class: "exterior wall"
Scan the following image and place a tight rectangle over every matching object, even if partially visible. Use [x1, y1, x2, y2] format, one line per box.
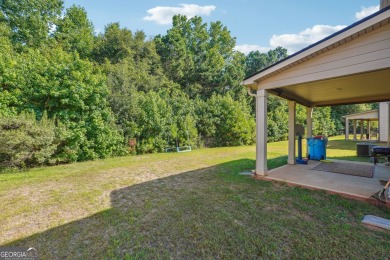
[381, 0, 390, 9]
[379, 102, 389, 142]
[345, 110, 378, 120]
[258, 24, 390, 90]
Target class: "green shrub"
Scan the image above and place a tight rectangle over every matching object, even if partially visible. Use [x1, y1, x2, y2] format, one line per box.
[201, 94, 255, 147]
[0, 112, 57, 169]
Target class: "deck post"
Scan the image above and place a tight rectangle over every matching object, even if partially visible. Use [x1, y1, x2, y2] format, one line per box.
[360, 120, 364, 140]
[288, 100, 296, 165]
[345, 118, 349, 140]
[388, 102, 390, 146]
[306, 107, 313, 138]
[353, 120, 357, 140]
[255, 89, 268, 175]
[367, 120, 371, 140]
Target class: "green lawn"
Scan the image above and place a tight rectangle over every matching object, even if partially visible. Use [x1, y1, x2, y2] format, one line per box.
[1, 136, 389, 258]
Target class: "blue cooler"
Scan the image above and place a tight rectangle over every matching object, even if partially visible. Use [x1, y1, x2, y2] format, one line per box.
[307, 136, 327, 160]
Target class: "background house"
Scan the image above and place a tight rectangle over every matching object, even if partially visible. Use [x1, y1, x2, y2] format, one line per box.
[344, 109, 378, 140]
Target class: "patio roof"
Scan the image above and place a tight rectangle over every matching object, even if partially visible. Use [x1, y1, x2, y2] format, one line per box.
[342, 109, 379, 121]
[243, 2, 390, 177]
[243, 5, 390, 107]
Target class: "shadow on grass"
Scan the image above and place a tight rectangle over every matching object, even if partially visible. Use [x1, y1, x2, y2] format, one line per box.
[268, 155, 288, 170]
[4, 159, 254, 258]
[4, 157, 390, 259]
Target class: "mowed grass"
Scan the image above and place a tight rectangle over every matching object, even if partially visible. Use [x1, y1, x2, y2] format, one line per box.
[1, 136, 389, 258]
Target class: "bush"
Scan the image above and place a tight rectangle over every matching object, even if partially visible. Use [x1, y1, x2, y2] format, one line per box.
[0, 112, 57, 169]
[2, 45, 126, 162]
[201, 94, 255, 147]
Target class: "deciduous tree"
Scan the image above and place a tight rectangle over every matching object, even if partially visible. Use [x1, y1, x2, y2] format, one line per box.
[0, 0, 63, 48]
[54, 5, 94, 59]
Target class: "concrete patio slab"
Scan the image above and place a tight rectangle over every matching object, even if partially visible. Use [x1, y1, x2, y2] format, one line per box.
[259, 160, 390, 202]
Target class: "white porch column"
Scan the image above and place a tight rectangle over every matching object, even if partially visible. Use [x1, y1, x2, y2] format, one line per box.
[388, 102, 390, 146]
[360, 120, 364, 140]
[288, 100, 296, 165]
[345, 119, 349, 140]
[367, 120, 371, 140]
[353, 120, 357, 140]
[256, 89, 268, 176]
[306, 107, 313, 138]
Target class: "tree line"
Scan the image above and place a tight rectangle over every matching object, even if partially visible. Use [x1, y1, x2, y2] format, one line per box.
[0, 1, 377, 169]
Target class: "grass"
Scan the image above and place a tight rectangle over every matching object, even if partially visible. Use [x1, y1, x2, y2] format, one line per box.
[1, 136, 389, 258]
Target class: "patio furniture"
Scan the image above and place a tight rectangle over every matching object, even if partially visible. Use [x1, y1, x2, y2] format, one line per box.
[371, 146, 390, 165]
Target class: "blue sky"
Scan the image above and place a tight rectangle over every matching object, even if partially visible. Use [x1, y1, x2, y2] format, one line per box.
[63, 0, 380, 54]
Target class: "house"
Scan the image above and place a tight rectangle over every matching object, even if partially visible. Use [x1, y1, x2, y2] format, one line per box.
[343, 101, 389, 142]
[243, 1, 390, 175]
[343, 109, 379, 140]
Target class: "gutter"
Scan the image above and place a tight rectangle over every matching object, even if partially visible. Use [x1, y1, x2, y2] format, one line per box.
[247, 87, 257, 97]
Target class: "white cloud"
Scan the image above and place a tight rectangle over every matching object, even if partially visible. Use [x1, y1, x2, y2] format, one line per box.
[143, 4, 216, 25]
[269, 25, 346, 54]
[355, 5, 379, 20]
[237, 5, 381, 56]
[234, 44, 270, 55]
[236, 24, 346, 55]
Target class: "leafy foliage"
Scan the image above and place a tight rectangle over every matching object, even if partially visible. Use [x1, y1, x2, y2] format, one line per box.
[0, 112, 57, 169]
[155, 15, 244, 98]
[0, 2, 379, 170]
[267, 96, 289, 142]
[54, 5, 94, 59]
[313, 107, 336, 136]
[0, 0, 63, 48]
[1, 42, 125, 163]
[196, 94, 255, 146]
[92, 23, 134, 64]
[245, 47, 288, 77]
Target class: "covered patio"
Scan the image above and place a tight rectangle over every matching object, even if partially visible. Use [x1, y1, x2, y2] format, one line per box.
[267, 160, 389, 201]
[343, 110, 379, 140]
[243, 3, 390, 201]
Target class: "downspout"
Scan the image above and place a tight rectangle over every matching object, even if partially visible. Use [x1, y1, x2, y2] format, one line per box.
[247, 87, 258, 97]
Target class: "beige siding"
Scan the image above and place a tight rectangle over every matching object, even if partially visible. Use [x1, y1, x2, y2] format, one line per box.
[381, 0, 390, 9]
[379, 102, 389, 142]
[345, 110, 378, 120]
[259, 24, 390, 90]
